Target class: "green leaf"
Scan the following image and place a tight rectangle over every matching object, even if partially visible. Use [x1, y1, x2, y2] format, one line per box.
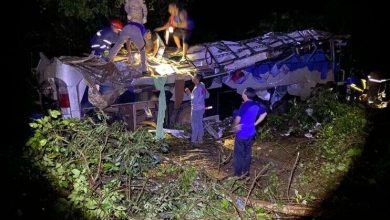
[43, 117, 49, 123]
[337, 164, 346, 171]
[115, 206, 127, 211]
[102, 202, 112, 210]
[49, 110, 61, 118]
[85, 199, 97, 210]
[72, 169, 81, 177]
[26, 138, 34, 146]
[346, 148, 362, 158]
[29, 122, 39, 128]
[39, 139, 48, 147]
[220, 198, 230, 210]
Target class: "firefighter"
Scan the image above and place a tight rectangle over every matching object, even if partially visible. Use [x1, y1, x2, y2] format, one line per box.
[90, 19, 124, 56]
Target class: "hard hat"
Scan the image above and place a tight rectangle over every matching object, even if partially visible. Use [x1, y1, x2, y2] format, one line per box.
[111, 19, 124, 30]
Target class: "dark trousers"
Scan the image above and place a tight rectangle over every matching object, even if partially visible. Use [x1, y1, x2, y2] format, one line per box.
[233, 136, 254, 176]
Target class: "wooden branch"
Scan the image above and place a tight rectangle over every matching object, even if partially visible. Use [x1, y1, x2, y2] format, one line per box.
[287, 152, 300, 201]
[221, 152, 232, 165]
[77, 149, 94, 184]
[232, 202, 243, 220]
[94, 133, 109, 182]
[127, 176, 132, 201]
[200, 168, 314, 217]
[136, 178, 149, 204]
[161, 156, 183, 167]
[245, 163, 271, 206]
[224, 179, 314, 217]
[93, 147, 104, 182]
[249, 199, 314, 216]
[218, 151, 221, 173]
[229, 178, 238, 192]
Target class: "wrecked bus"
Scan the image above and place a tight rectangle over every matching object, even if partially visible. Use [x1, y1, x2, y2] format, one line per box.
[35, 29, 349, 129]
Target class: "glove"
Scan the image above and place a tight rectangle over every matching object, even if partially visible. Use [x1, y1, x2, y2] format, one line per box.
[103, 50, 109, 57]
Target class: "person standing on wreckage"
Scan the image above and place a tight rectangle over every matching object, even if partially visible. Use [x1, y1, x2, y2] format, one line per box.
[107, 0, 149, 75]
[125, 1, 163, 58]
[154, 2, 194, 62]
[107, 21, 149, 76]
[125, 0, 148, 25]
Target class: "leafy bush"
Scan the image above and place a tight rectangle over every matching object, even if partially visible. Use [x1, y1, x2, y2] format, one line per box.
[26, 110, 160, 219]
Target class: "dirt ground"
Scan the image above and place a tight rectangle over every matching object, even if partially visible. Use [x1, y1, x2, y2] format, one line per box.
[165, 131, 318, 205]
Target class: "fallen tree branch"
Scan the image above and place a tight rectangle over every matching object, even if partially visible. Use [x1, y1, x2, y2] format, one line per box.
[287, 152, 300, 201]
[127, 176, 131, 201]
[136, 178, 149, 204]
[249, 199, 315, 216]
[159, 151, 313, 217]
[77, 149, 94, 184]
[93, 147, 104, 183]
[232, 202, 243, 220]
[161, 156, 183, 167]
[221, 152, 232, 165]
[218, 151, 221, 173]
[229, 178, 238, 192]
[225, 178, 315, 217]
[245, 163, 271, 206]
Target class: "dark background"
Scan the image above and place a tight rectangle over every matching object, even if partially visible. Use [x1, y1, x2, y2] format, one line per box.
[4, 0, 389, 219]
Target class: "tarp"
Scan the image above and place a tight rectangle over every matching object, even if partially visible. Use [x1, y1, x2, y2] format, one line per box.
[153, 76, 167, 140]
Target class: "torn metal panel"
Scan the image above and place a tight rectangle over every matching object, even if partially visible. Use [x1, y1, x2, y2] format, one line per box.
[36, 29, 348, 119]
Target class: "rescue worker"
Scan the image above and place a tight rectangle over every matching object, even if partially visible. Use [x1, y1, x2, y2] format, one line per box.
[90, 19, 124, 56]
[125, 0, 148, 24]
[108, 21, 149, 75]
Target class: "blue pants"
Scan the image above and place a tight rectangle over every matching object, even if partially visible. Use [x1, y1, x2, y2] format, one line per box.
[233, 136, 254, 176]
[191, 109, 204, 143]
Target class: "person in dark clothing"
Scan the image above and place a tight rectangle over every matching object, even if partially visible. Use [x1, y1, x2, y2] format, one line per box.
[232, 87, 267, 177]
[90, 19, 123, 56]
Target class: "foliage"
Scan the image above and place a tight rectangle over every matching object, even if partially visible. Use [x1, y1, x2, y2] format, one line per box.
[257, 114, 285, 141]
[26, 110, 160, 219]
[293, 88, 367, 198]
[256, 87, 367, 203]
[262, 171, 281, 203]
[37, 0, 124, 21]
[260, 87, 366, 138]
[26, 110, 275, 219]
[293, 189, 316, 205]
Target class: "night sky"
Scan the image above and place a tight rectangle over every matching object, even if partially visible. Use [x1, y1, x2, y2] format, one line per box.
[15, 0, 388, 74]
[190, 0, 387, 73]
